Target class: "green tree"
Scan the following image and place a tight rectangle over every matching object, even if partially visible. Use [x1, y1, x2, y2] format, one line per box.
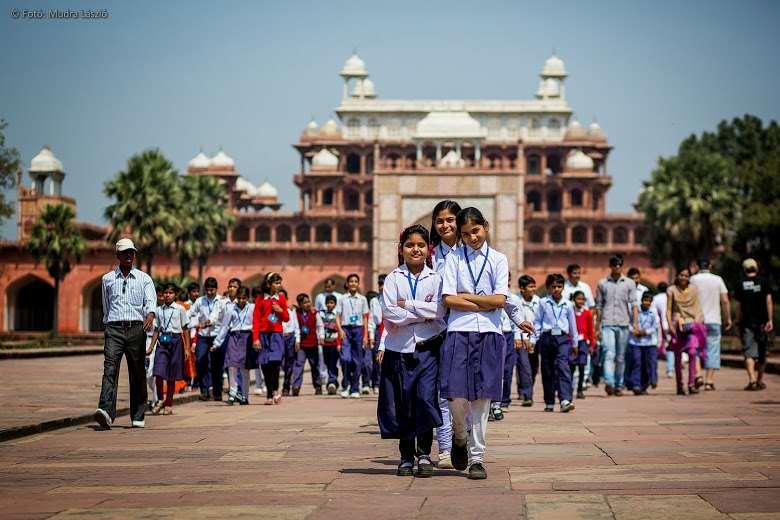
[104, 149, 183, 275]
[175, 175, 235, 284]
[636, 150, 739, 269]
[27, 204, 86, 335]
[0, 119, 21, 224]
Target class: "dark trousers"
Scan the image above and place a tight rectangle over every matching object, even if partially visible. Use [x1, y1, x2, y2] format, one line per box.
[399, 429, 433, 463]
[342, 326, 364, 393]
[261, 361, 282, 399]
[282, 335, 297, 392]
[323, 346, 340, 385]
[195, 336, 214, 396]
[629, 344, 658, 391]
[516, 348, 539, 400]
[591, 343, 603, 386]
[500, 332, 516, 406]
[293, 347, 321, 389]
[538, 333, 574, 405]
[361, 347, 379, 389]
[210, 344, 226, 399]
[98, 322, 147, 422]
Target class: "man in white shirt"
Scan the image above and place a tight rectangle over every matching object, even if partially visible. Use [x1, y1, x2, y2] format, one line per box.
[690, 258, 732, 390]
[562, 264, 595, 308]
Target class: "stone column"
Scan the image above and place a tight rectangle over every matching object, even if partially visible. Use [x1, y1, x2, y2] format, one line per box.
[475, 142, 481, 162]
[360, 154, 366, 175]
[435, 143, 442, 162]
[270, 226, 277, 243]
[416, 143, 422, 161]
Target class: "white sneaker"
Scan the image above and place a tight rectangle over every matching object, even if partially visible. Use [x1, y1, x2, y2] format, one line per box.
[253, 387, 265, 395]
[339, 389, 350, 399]
[438, 451, 453, 469]
[350, 392, 361, 399]
[93, 408, 112, 430]
[131, 420, 145, 428]
[360, 386, 370, 395]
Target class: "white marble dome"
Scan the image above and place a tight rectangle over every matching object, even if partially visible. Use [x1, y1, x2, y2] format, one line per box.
[362, 78, 376, 98]
[188, 151, 211, 169]
[340, 53, 368, 78]
[304, 119, 319, 136]
[312, 148, 339, 168]
[320, 119, 341, 136]
[235, 177, 255, 193]
[564, 119, 588, 141]
[588, 121, 607, 142]
[211, 149, 235, 169]
[566, 149, 594, 171]
[542, 53, 567, 77]
[256, 181, 278, 198]
[30, 146, 63, 172]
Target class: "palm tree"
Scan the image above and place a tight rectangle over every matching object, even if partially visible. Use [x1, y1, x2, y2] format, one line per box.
[176, 175, 235, 284]
[104, 149, 183, 275]
[27, 204, 86, 335]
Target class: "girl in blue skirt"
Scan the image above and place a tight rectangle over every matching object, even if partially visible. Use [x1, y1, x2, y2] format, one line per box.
[214, 286, 255, 405]
[378, 224, 446, 477]
[440, 207, 533, 480]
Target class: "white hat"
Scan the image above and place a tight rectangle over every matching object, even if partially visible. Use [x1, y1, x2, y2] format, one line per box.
[115, 238, 137, 252]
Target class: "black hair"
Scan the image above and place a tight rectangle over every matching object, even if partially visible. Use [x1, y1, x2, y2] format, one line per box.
[641, 290, 653, 302]
[397, 224, 433, 268]
[697, 257, 711, 270]
[570, 290, 585, 302]
[162, 282, 178, 293]
[155, 284, 164, 293]
[251, 286, 262, 299]
[228, 277, 242, 287]
[627, 267, 640, 277]
[366, 290, 379, 302]
[325, 294, 337, 304]
[545, 273, 565, 287]
[278, 288, 288, 298]
[177, 290, 188, 301]
[609, 254, 624, 267]
[204, 277, 218, 289]
[518, 274, 536, 289]
[430, 200, 462, 246]
[344, 273, 360, 289]
[566, 264, 581, 275]
[324, 277, 336, 286]
[377, 274, 387, 285]
[261, 272, 283, 294]
[456, 206, 488, 231]
[296, 293, 310, 306]
[236, 286, 250, 299]
[187, 282, 200, 292]
[657, 281, 669, 293]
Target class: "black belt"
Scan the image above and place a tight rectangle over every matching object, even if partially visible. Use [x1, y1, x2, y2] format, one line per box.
[416, 331, 445, 352]
[107, 320, 143, 329]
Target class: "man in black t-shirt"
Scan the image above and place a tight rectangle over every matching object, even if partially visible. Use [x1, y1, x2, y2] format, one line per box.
[734, 258, 774, 391]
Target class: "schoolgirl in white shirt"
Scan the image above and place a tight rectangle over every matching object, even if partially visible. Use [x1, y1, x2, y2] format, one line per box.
[214, 286, 255, 405]
[378, 224, 446, 478]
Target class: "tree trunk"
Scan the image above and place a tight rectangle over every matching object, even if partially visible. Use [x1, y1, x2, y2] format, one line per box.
[179, 255, 190, 280]
[146, 255, 152, 276]
[52, 277, 60, 337]
[197, 256, 206, 287]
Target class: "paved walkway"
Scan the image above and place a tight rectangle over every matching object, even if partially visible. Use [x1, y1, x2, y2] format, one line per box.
[0, 358, 779, 519]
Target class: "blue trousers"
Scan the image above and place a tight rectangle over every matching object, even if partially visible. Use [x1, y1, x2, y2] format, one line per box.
[629, 344, 658, 391]
[341, 326, 364, 393]
[282, 334, 297, 392]
[516, 347, 539, 400]
[322, 346, 339, 385]
[538, 333, 574, 405]
[196, 335, 225, 399]
[601, 325, 628, 389]
[293, 347, 321, 389]
[500, 332, 516, 406]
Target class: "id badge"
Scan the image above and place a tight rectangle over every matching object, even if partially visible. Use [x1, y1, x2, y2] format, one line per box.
[551, 327, 563, 336]
[268, 313, 278, 323]
[349, 315, 358, 324]
[301, 325, 310, 336]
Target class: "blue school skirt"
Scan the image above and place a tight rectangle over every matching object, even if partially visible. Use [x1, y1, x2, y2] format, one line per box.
[153, 334, 185, 381]
[377, 340, 443, 439]
[259, 332, 284, 365]
[224, 330, 256, 369]
[440, 330, 504, 402]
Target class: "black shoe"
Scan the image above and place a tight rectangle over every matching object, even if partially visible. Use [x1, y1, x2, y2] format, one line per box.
[694, 376, 704, 389]
[213, 395, 223, 402]
[633, 389, 643, 396]
[677, 384, 686, 395]
[688, 386, 699, 395]
[522, 397, 533, 407]
[282, 389, 290, 397]
[491, 407, 504, 421]
[651, 383, 658, 389]
[416, 456, 434, 478]
[614, 389, 624, 397]
[744, 381, 757, 391]
[314, 387, 323, 395]
[467, 463, 487, 480]
[576, 390, 585, 399]
[451, 443, 468, 471]
[640, 389, 649, 395]
[292, 387, 301, 397]
[199, 393, 210, 401]
[757, 381, 767, 390]
[327, 383, 337, 395]
[397, 462, 414, 476]
[605, 384, 614, 396]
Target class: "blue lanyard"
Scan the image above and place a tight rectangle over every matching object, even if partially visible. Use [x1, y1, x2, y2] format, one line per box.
[204, 296, 214, 314]
[548, 299, 564, 326]
[438, 244, 450, 261]
[405, 268, 420, 299]
[466, 247, 489, 293]
[347, 296, 358, 317]
[234, 305, 248, 327]
[162, 306, 175, 331]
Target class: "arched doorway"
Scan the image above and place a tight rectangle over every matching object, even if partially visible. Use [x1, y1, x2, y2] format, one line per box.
[7, 275, 54, 331]
[81, 279, 104, 332]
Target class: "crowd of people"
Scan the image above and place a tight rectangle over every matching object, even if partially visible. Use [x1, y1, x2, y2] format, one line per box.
[93, 201, 774, 481]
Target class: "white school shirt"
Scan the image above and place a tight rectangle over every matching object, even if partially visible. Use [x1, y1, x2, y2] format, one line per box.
[207, 296, 231, 333]
[632, 283, 649, 310]
[336, 292, 369, 327]
[314, 291, 342, 312]
[651, 292, 670, 333]
[562, 279, 595, 308]
[690, 271, 728, 324]
[533, 296, 578, 338]
[155, 302, 189, 333]
[501, 293, 524, 340]
[381, 264, 446, 353]
[517, 294, 541, 344]
[282, 306, 300, 341]
[441, 242, 510, 334]
[188, 295, 221, 337]
[214, 302, 255, 348]
[369, 297, 382, 337]
[433, 241, 460, 275]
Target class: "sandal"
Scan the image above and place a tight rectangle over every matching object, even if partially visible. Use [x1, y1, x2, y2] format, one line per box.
[704, 383, 715, 391]
[151, 402, 164, 415]
[273, 393, 283, 405]
[161, 407, 173, 415]
[694, 376, 704, 389]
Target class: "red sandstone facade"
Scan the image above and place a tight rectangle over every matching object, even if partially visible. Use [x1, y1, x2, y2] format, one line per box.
[0, 53, 666, 334]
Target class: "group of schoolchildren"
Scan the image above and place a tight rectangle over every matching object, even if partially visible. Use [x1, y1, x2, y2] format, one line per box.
[143, 199, 668, 482]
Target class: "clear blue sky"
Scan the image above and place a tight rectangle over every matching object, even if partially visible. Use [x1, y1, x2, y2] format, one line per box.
[1, 0, 778, 238]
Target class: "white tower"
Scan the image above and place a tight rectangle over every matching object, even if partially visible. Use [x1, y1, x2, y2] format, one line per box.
[339, 52, 369, 100]
[536, 52, 568, 100]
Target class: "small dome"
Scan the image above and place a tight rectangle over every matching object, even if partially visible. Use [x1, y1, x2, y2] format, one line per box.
[320, 119, 341, 137]
[188, 151, 211, 169]
[564, 119, 588, 141]
[362, 78, 376, 98]
[255, 181, 278, 198]
[566, 149, 594, 171]
[588, 121, 607, 142]
[235, 177, 255, 193]
[340, 53, 368, 78]
[303, 119, 319, 136]
[211, 149, 235, 169]
[30, 146, 63, 173]
[542, 53, 567, 77]
[312, 148, 339, 168]
[439, 149, 465, 168]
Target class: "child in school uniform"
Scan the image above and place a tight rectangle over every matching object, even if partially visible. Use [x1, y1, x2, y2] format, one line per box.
[253, 272, 289, 405]
[515, 275, 540, 406]
[430, 199, 462, 470]
[440, 207, 533, 480]
[336, 274, 371, 399]
[493, 273, 524, 418]
[188, 277, 224, 401]
[533, 273, 578, 413]
[147, 283, 191, 415]
[571, 291, 596, 399]
[366, 274, 386, 394]
[378, 224, 446, 478]
[364, 290, 379, 395]
[145, 285, 164, 410]
[279, 289, 301, 397]
[629, 291, 661, 395]
[214, 286, 255, 405]
[295, 293, 322, 395]
[318, 295, 341, 394]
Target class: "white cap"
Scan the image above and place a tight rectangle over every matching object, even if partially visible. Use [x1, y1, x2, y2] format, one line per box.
[115, 238, 137, 252]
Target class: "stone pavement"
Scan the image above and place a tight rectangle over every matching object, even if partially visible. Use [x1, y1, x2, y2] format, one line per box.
[0, 361, 779, 519]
